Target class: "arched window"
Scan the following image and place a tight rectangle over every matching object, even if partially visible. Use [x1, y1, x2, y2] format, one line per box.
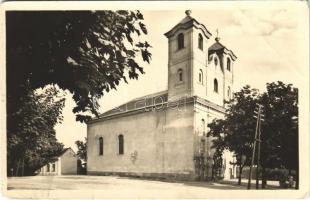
[198, 33, 203, 50]
[199, 69, 203, 84]
[214, 79, 218, 93]
[178, 69, 183, 82]
[99, 137, 103, 155]
[214, 57, 218, 66]
[201, 119, 205, 134]
[118, 135, 124, 155]
[177, 33, 184, 50]
[227, 86, 231, 99]
[227, 58, 231, 71]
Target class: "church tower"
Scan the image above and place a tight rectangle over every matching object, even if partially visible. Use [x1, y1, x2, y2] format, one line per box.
[207, 35, 237, 106]
[164, 10, 212, 101]
[165, 11, 237, 106]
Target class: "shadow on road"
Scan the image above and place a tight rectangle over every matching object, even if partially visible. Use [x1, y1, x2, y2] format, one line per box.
[117, 176, 281, 190]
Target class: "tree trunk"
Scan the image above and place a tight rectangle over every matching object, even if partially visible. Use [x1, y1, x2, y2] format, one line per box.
[262, 167, 267, 189]
[238, 165, 243, 185]
[295, 168, 299, 189]
[22, 158, 25, 176]
[16, 159, 21, 176]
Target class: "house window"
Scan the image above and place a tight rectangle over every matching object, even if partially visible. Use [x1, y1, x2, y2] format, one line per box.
[46, 164, 50, 172]
[198, 33, 203, 50]
[99, 137, 103, 155]
[118, 135, 124, 155]
[214, 79, 218, 93]
[177, 33, 184, 50]
[52, 163, 56, 172]
[227, 58, 231, 71]
[178, 69, 183, 82]
[199, 69, 203, 84]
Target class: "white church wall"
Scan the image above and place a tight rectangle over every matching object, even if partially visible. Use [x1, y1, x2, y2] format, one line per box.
[87, 103, 195, 177]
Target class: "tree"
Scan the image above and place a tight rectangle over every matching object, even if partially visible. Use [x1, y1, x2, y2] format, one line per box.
[7, 10, 152, 123]
[7, 85, 65, 176]
[208, 82, 298, 188]
[75, 137, 87, 163]
[7, 11, 151, 175]
[260, 81, 298, 188]
[208, 85, 260, 185]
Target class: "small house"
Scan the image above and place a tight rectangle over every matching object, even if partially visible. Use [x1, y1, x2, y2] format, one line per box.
[37, 147, 78, 175]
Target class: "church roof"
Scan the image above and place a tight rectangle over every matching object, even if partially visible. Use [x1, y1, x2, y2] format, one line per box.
[178, 15, 193, 24]
[208, 41, 225, 51]
[97, 90, 168, 119]
[164, 11, 212, 39]
[208, 39, 237, 61]
[88, 89, 226, 124]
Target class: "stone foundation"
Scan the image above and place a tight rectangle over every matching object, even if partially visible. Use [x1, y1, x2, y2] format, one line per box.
[87, 171, 197, 181]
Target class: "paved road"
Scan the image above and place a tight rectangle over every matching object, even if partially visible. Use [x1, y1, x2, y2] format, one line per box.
[5, 175, 280, 198]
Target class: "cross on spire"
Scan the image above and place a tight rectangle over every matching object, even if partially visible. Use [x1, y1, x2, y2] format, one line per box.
[215, 28, 220, 42]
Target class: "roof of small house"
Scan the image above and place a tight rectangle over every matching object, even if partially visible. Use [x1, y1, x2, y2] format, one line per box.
[51, 147, 76, 159]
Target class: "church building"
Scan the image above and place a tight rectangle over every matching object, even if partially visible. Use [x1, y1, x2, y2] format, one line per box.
[87, 10, 237, 180]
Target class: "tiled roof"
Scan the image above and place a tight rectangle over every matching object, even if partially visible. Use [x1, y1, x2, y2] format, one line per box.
[208, 40, 237, 60]
[164, 14, 212, 39]
[178, 15, 194, 25]
[208, 41, 225, 51]
[98, 90, 168, 118]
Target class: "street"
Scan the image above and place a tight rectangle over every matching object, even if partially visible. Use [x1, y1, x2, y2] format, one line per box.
[5, 175, 281, 198]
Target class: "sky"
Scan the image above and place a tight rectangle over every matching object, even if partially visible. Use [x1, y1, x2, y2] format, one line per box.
[55, 7, 308, 152]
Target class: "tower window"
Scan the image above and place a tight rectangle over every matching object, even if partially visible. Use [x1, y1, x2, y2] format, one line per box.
[214, 57, 218, 66]
[199, 69, 203, 84]
[227, 58, 231, 71]
[178, 69, 183, 82]
[118, 134, 124, 155]
[201, 119, 205, 135]
[209, 55, 213, 62]
[227, 86, 231, 99]
[99, 137, 103, 155]
[198, 33, 203, 50]
[214, 79, 218, 93]
[177, 33, 184, 50]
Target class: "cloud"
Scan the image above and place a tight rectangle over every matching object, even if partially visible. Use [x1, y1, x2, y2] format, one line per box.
[230, 9, 297, 36]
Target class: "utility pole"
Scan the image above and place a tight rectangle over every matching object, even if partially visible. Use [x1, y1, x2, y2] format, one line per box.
[248, 104, 264, 190]
[255, 109, 264, 189]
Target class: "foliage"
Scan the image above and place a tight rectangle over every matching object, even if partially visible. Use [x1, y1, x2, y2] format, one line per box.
[7, 85, 65, 176]
[7, 10, 152, 123]
[260, 81, 298, 188]
[208, 82, 298, 186]
[75, 137, 87, 162]
[208, 85, 259, 184]
[7, 11, 151, 176]
[260, 81, 298, 170]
